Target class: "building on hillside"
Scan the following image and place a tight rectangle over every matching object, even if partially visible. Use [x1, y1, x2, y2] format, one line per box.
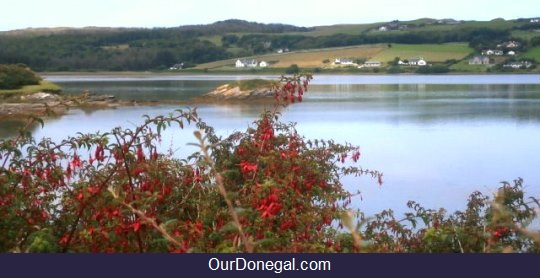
[259, 61, 269, 68]
[363, 61, 382, 67]
[506, 41, 521, 48]
[398, 60, 409, 65]
[482, 49, 495, 56]
[498, 41, 521, 48]
[334, 58, 355, 65]
[169, 63, 184, 70]
[503, 61, 533, 69]
[507, 50, 516, 56]
[409, 57, 427, 66]
[468, 56, 491, 65]
[235, 59, 258, 68]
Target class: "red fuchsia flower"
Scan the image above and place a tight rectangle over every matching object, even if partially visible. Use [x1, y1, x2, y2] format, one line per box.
[238, 161, 257, 173]
[66, 164, 72, 180]
[193, 167, 203, 182]
[132, 167, 145, 176]
[76, 191, 84, 200]
[377, 173, 384, 186]
[132, 221, 141, 232]
[95, 144, 104, 161]
[136, 145, 145, 162]
[352, 150, 361, 162]
[87, 186, 100, 194]
[58, 235, 69, 244]
[259, 202, 282, 219]
[340, 152, 347, 163]
[70, 154, 83, 169]
[194, 221, 203, 235]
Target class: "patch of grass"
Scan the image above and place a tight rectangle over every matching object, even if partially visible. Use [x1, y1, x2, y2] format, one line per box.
[372, 43, 473, 63]
[0, 80, 62, 96]
[511, 30, 540, 41]
[286, 23, 379, 37]
[101, 44, 130, 50]
[200, 35, 224, 46]
[449, 60, 491, 72]
[522, 46, 540, 60]
[458, 19, 518, 30]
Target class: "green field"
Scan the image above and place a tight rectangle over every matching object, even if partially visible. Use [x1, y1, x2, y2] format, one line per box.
[449, 60, 491, 72]
[511, 30, 540, 41]
[196, 43, 477, 70]
[196, 44, 385, 69]
[286, 23, 379, 37]
[522, 46, 540, 60]
[371, 43, 473, 63]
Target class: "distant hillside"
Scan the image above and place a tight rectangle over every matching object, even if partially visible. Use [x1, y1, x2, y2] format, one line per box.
[0, 17, 539, 72]
[177, 19, 313, 34]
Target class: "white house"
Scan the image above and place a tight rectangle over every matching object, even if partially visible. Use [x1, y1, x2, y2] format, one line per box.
[503, 61, 533, 69]
[494, 50, 504, 56]
[259, 61, 269, 68]
[398, 60, 409, 65]
[505, 41, 521, 48]
[334, 58, 355, 65]
[482, 49, 495, 56]
[507, 50, 516, 56]
[363, 61, 382, 67]
[169, 63, 184, 70]
[409, 57, 427, 66]
[235, 59, 258, 68]
[468, 56, 491, 65]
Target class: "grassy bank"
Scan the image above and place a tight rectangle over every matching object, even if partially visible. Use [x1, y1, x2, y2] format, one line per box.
[371, 43, 473, 63]
[0, 80, 62, 96]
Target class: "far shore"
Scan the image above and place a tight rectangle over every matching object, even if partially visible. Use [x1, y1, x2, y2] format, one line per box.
[38, 70, 540, 77]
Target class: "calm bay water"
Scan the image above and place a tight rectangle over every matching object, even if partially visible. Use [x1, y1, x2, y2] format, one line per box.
[5, 74, 540, 216]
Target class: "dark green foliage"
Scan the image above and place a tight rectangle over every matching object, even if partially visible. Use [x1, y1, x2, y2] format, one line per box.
[285, 64, 300, 74]
[0, 64, 41, 89]
[531, 37, 540, 47]
[416, 65, 450, 74]
[221, 34, 239, 47]
[358, 178, 539, 253]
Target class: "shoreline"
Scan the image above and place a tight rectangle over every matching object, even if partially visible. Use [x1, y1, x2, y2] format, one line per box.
[0, 92, 185, 120]
[38, 70, 540, 77]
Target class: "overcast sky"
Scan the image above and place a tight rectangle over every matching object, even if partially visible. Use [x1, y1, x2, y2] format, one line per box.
[1, 0, 538, 31]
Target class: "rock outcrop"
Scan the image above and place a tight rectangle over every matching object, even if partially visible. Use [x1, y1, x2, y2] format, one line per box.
[203, 84, 275, 100]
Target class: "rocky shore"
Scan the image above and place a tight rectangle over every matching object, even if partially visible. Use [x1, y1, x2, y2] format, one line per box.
[0, 92, 129, 119]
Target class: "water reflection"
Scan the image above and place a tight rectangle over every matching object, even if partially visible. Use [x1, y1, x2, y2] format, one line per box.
[2, 75, 540, 217]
